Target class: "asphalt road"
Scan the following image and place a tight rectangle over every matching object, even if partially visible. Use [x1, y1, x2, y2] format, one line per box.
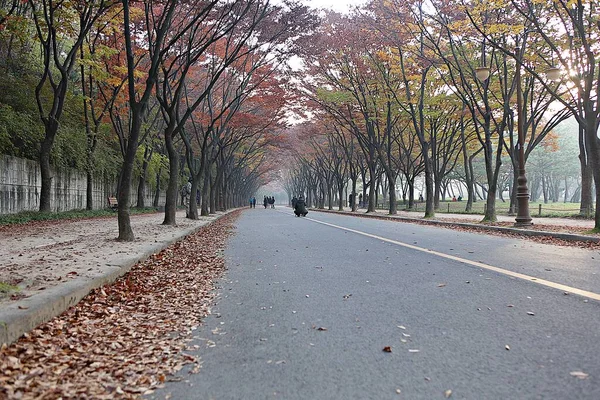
[152, 208, 600, 400]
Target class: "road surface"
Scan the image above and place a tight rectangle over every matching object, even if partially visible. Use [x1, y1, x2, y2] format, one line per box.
[152, 208, 600, 399]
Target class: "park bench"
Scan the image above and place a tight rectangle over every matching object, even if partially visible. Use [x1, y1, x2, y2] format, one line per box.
[107, 196, 118, 211]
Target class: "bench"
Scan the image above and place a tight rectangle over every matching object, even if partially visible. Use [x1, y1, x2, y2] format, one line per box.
[107, 196, 118, 210]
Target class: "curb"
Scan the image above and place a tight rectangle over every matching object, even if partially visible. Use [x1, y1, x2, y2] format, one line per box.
[311, 209, 600, 244]
[0, 211, 236, 346]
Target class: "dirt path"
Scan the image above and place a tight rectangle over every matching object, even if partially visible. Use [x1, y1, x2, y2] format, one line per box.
[0, 211, 217, 304]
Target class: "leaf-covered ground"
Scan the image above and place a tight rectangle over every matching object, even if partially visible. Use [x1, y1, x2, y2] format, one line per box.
[0, 210, 240, 399]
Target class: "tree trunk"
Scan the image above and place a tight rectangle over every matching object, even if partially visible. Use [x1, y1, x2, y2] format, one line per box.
[579, 122, 593, 216]
[367, 164, 376, 213]
[137, 147, 151, 208]
[201, 166, 210, 216]
[117, 116, 140, 241]
[162, 132, 178, 225]
[509, 166, 518, 214]
[39, 125, 57, 212]
[86, 171, 93, 211]
[388, 174, 397, 215]
[351, 177, 357, 212]
[408, 179, 415, 209]
[423, 146, 434, 218]
[153, 168, 161, 208]
[209, 173, 216, 214]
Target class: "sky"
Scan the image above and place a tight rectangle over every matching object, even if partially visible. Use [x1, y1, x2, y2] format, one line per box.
[302, 0, 367, 13]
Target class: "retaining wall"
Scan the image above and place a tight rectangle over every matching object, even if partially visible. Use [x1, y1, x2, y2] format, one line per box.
[0, 154, 164, 214]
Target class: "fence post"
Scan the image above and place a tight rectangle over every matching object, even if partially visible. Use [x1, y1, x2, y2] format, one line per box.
[448, 203, 450, 213]
[538, 204, 542, 217]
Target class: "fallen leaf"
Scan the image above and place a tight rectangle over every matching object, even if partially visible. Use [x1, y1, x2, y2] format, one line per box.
[444, 389, 452, 398]
[505, 345, 510, 351]
[437, 283, 447, 288]
[570, 371, 589, 379]
[527, 312, 535, 316]
[317, 327, 327, 331]
[383, 346, 392, 353]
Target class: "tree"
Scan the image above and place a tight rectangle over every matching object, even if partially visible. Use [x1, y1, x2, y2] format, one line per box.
[28, 0, 112, 212]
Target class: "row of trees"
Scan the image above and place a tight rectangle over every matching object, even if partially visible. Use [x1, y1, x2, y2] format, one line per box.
[282, 0, 599, 230]
[0, 0, 316, 240]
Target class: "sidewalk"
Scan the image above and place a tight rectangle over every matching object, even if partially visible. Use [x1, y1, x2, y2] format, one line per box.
[311, 207, 599, 243]
[0, 210, 231, 346]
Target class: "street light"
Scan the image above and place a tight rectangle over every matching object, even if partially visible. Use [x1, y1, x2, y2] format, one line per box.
[513, 46, 533, 227]
[545, 66, 561, 82]
[475, 48, 555, 226]
[475, 67, 491, 81]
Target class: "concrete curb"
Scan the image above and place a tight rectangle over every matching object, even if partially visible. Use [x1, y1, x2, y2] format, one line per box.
[311, 209, 600, 244]
[0, 210, 236, 346]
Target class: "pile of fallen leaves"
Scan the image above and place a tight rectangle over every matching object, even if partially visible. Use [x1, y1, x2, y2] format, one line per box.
[0, 211, 240, 399]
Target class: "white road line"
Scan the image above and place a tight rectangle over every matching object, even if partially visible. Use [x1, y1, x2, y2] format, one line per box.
[297, 214, 600, 302]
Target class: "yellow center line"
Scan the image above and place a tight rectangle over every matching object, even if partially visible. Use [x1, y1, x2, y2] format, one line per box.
[300, 214, 600, 302]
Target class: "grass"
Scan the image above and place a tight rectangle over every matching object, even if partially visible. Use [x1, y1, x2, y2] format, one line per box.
[399, 201, 590, 218]
[0, 207, 159, 226]
[0, 282, 19, 295]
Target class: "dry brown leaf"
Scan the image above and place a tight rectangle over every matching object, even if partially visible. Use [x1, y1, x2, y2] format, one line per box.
[0, 211, 240, 399]
[383, 346, 392, 353]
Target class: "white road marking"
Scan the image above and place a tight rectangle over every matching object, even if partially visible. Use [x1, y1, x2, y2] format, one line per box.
[295, 213, 600, 302]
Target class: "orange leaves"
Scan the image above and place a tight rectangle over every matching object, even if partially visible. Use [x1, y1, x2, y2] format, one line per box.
[0, 212, 240, 399]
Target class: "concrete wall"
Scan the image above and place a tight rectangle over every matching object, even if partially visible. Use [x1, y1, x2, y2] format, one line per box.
[0, 154, 164, 215]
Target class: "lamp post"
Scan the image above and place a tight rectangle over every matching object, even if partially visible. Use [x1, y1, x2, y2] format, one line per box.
[513, 46, 533, 227]
[475, 43, 560, 226]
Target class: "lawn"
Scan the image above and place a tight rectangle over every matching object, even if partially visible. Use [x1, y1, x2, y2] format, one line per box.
[396, 201, 591, 218]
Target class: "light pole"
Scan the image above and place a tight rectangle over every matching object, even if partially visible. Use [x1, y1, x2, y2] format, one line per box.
[476, 44, 560, 226]
[513, 46, 533, 227]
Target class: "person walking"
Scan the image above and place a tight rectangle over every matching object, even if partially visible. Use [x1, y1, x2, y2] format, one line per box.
[263, 196, 268, 209]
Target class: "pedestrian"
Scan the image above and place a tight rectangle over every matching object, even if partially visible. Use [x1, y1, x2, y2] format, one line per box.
[263, 196, 268, 209]
[419, 193, 424, 202]
[358, 193, 363, 208]
[252, 197, 256, 208]
[249, 197, 253, 208]
[294, 195, 308, 217]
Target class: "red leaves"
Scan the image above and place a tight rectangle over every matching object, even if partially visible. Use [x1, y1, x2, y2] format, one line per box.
[0, 211, 240, 399]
